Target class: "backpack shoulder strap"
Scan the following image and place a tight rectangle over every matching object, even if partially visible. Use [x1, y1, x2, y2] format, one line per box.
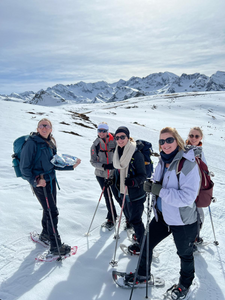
[176, 157, 186, 180]
[95, 143, 100, 154]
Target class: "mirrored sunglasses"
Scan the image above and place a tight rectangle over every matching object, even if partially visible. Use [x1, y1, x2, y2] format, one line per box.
[189, 134, 200, 139]
[159, 137, 175, 145]
[38, 124, 51, 129]
[115, 135, 127, 141]
[98, 129, 108, 133]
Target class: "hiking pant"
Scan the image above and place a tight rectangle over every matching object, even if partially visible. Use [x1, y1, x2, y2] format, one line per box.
[33, 179, 61, 249]
[96, 176, 121, 221]
[138, 211, 197, 289]
[124, 196, 145, 244]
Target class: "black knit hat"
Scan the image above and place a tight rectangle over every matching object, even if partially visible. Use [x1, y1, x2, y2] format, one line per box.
[115, 126, 130, 138]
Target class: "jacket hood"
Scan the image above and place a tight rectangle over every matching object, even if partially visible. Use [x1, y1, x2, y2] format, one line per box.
[29, 132, 49, 144]
[185, 145, 203, 157]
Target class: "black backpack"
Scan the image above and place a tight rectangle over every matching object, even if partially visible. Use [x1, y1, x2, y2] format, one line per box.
[131, 140, 154, 178]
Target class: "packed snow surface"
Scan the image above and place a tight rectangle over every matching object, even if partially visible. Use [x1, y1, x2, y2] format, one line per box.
[0, 91, 225, 300]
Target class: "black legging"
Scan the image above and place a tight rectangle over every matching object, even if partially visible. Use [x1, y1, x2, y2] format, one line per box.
[138, 212, 197, 288]
[124, 196, 145, 244]
[33, 179, 61, 249]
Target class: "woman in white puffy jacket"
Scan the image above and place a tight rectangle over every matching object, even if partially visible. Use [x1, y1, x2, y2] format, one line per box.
[124, 127, 201, 300]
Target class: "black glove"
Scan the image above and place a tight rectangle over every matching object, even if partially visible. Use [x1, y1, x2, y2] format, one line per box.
[104, 178, 113, 188]
[151, 183, 162, 196]
[102, 163, 114, 170]
[143, 180, 152, 193]
[125, 177, 135, 187]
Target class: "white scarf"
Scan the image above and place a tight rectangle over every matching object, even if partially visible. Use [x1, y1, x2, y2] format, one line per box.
[113, 141, 136, 195]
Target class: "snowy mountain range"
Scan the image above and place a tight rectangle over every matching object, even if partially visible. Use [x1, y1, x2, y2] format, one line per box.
[1, 71, 225, 106]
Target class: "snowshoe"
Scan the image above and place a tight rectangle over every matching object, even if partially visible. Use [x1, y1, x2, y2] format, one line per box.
[127, 242, 140, 255]
[195, 237, 203, 245]
[30, 231, 50, 248]
[50, 243, 71, 255]
[36, 245, 77, 262]
[112, 271, 165, 289]
[163, 281, 198, 300]
[120, 243, 160, 258]
[170, 283, 189, 299]
[101, 220, 114, 231]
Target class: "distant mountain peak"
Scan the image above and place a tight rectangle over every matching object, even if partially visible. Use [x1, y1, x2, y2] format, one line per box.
[1, 71, 225, 105]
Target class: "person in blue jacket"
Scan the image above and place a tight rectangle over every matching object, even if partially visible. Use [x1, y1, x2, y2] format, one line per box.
[20, 118, 81, 255]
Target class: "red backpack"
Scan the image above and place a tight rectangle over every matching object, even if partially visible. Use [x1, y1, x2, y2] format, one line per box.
[177, 157, 214, 207]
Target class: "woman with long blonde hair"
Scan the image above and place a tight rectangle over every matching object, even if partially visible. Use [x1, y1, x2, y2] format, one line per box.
[121, 127, 200, 300]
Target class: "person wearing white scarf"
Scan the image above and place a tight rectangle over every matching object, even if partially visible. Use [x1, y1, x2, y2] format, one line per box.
[113, 140, 136, 195]
[113, 126, 147, 255]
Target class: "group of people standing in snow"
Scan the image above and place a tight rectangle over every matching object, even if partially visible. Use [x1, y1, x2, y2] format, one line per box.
[90, 123, 206, 299]
[20, 118, 206, 300]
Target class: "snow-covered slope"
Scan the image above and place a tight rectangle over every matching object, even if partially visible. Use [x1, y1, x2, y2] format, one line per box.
[0, 91, 225, 300]
[1, 71, 225, 105]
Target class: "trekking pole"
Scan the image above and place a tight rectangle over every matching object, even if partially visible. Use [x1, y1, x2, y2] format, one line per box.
[145, 193, 151, 299]
[107, 187, 117, 237]
[129, 193, 154, 300]
[208, 205, 219, 246]
[40, 175, 62, 261]
[110, 186, 127, 267]
[85, 186, 105, 236]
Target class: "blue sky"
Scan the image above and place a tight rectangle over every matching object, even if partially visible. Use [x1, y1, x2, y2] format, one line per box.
[0, 0, 225, 94]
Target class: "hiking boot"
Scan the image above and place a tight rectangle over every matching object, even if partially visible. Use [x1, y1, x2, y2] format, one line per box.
[128, 243, 140, 255]
[195, 236, 203, 244]
[124, 221, 133, 230]
[104, 220, 114, 230]
[171, 283, 189, 299]
[39, 233, 50, 245]
[124, 272, 151, 285]
[50, 244, 71, 256]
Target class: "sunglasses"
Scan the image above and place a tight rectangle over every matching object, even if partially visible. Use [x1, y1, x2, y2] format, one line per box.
[38, 124, 51, 129]
[115, 135, 127, 141]
[189, 134, 200, 139]
[98, 129, 108, 133]
[159, 137, 175, 145]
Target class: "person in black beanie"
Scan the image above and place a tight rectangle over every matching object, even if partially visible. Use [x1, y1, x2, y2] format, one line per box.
[113, 126, 147, 255]
[120, 127, 201, 300]
[114, 126, 130, 138]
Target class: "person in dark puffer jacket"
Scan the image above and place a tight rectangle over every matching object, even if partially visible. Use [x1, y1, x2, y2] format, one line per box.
[113, 126, 147, 255]
[20, 118, 81, 255]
